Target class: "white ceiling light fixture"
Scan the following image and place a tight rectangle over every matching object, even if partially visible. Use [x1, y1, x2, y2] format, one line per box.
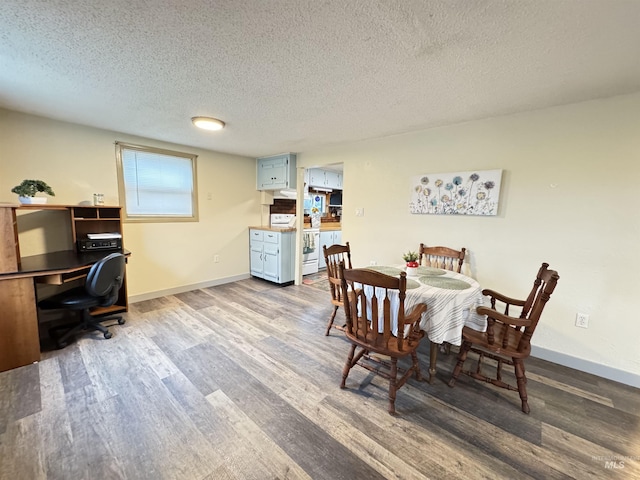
[191, 116, 225, 131]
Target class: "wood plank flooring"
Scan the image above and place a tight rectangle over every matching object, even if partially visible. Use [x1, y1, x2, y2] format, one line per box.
[1, 277, 639, 479]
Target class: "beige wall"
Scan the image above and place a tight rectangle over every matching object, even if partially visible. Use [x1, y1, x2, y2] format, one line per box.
[2, 94, 639, 385]
[0, 109, 261, 298]
[299, 93, 640, 384]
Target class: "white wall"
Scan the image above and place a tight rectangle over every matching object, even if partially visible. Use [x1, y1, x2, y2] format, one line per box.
[298, 93, 640, 386]
[0, 109, 261, 299]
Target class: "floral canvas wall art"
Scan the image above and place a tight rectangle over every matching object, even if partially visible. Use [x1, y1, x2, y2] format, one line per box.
[409, 169, 503, 216]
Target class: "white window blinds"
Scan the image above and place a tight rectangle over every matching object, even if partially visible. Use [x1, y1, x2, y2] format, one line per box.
[117, 143, 198, 221]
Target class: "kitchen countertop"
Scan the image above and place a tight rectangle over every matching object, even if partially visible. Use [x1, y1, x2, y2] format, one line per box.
[249, 225, 296, 232]
[250, 223, 341, 233]
[318, 223, 342, 231]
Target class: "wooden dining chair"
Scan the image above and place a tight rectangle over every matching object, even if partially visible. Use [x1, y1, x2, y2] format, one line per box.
[448, 262, 559, 414]
[340, 264, 427, 414]
[418, 243, 467, 355]
[419, 244, 466, 273]
[419, 243, 467, 355]
[322, 242, 352, 336]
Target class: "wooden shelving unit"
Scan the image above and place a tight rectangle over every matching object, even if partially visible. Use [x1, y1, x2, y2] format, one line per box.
[14, 204, 124, 253]
[0, 204, 129, 371]
[0, 206, 21, 273]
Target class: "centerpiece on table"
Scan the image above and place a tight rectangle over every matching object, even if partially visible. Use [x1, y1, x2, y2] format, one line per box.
[403, 251, 420, 276]
[11, 179, 56, 204]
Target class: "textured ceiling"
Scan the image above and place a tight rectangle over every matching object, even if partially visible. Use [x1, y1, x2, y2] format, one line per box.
[1, 1, 640, 158]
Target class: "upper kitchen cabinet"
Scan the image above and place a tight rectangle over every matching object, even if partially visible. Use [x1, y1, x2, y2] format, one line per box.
[308, 168, 342, 190]
[257, 153, 297, 190]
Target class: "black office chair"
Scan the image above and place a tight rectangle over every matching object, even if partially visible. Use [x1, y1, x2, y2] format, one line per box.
[39, 252, 126, 348]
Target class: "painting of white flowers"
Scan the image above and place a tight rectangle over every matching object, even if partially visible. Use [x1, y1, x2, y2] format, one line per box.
[409, 169, 503, 216]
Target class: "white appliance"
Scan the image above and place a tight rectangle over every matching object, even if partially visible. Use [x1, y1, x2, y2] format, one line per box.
[302, 227, 320, 275]
[270, 214, 319, 276]
[270, 213, 295, 228]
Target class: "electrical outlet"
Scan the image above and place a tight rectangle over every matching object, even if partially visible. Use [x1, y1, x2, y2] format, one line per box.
[214, 254, 220, 263]
[575, 312, 589, 328]
[355, 208, 364, 217]
[369, 260, 377, 266]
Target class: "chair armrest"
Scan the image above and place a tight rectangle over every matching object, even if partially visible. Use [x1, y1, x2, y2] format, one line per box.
[403, 303, 427, 340]
[477, 306, 531, 328]
[481, 288, 526, 307]
[403, 303, 427, 325]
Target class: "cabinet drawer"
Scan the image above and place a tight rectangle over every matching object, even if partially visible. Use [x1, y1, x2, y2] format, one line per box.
[250, 230, 264, 242]
[263, 232, 280, 244]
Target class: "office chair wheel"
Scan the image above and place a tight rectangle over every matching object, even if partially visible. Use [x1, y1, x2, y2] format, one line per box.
[104, 331, 113, 339]
[118, 318, 126, 325]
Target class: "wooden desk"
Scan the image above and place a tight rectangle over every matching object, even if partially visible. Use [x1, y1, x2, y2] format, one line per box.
[0, 204, 129, 372]
[0, 250, 131, 373]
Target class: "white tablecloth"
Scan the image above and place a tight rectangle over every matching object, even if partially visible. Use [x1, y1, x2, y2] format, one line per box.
[357, 266, 486, 345]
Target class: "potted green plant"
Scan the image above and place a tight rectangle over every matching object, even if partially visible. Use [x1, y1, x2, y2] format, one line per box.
[403, 251, 420, 275]
[11, 179, 56, 204]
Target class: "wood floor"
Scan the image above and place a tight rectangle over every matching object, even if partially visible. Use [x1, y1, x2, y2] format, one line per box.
[1, 277, 638, 479]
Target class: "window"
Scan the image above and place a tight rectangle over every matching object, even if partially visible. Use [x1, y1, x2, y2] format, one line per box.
[116, 142, 198, 222]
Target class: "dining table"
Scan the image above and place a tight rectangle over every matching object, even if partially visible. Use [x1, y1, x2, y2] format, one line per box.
[365, 265, 487, 383]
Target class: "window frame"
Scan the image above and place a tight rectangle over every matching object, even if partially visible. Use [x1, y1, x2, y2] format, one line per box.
[115, 142, 199, 223]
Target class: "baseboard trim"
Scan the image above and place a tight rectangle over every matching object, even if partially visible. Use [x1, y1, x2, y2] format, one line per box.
[128, 273, 251, 303]
[531, 346, 640, 388]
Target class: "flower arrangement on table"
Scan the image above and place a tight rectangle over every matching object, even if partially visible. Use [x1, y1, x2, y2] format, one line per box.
[402, 251, 419, 268]
[403, 251, 420, 275]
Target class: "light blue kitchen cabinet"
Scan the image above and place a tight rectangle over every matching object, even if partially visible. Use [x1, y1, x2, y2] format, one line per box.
[256, 153, 297, 190]
[249, 228, 294, 283]
[308, 168, 342, 190]
[324, 170, 342, 189]
[318, 230, 342, 269]
[307, 168, 325, 188]
[250, 230, 265, 277]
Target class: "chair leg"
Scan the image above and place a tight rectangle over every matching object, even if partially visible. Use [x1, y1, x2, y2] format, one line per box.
[53, 322, 83, 349]
[448, 341, 471, 387]
[325, 305, 339, 336]
[50, 310, 123, 348]
[388, 357, 398, 415]
[411, 351, 422, 381]
[514, 358, 530, 414]
[341, 344, 357, 389]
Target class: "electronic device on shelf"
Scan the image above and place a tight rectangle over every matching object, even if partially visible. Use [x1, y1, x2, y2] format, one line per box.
[77, 233, 122, 252]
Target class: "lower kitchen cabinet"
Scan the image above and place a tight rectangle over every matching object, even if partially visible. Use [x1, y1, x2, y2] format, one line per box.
[249, 228, 294, 284]
[318, 230, 342, 269]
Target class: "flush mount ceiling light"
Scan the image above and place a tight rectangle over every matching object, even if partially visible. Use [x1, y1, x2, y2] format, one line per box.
[191, 116, 225, 131]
